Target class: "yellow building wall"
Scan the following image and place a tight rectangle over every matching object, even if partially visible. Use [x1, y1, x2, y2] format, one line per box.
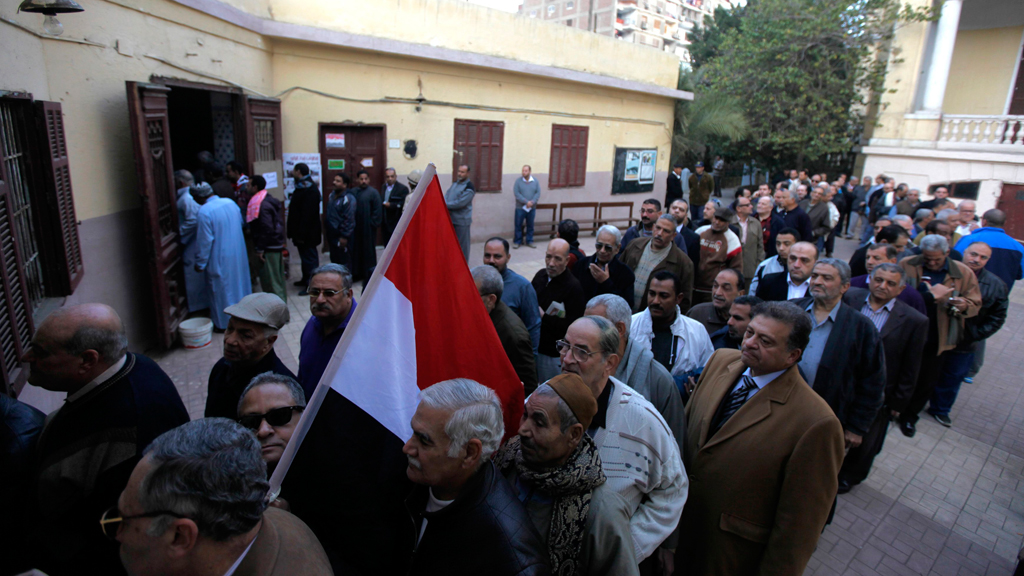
[224, 0, 681, 89]
[943, 26, 1023, 115]
[273, 39, 675, 238]
[868, 0, 935, 142]
[0, 0, 274, 221]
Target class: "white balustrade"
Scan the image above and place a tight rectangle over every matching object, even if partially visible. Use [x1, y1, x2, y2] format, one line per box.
[938, 115, 1024, 148]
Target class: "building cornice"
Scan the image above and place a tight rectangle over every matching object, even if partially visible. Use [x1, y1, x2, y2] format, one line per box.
[171, 0, 694, 101]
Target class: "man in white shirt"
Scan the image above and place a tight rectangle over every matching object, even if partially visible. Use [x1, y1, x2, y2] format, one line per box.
[629, 270, 714, 379]
[955, 199, 979, 239]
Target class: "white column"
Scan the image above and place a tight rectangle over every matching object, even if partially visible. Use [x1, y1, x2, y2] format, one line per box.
[920, 0, 963, 114]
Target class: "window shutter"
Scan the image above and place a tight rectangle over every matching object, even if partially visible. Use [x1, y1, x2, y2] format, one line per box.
[0, 158, 33, 396]
[453, 120, 505, 192]
[549, 124, 588, 188]
[34, 101, 83, 293]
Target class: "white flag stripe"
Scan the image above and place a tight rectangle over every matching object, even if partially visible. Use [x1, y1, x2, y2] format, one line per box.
[329, 276, 420, 441]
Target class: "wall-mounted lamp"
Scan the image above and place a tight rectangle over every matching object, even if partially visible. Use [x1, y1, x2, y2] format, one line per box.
[18, 0, 84, 37]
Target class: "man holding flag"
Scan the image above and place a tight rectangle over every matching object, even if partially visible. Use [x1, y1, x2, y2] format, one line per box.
[269, 165, 528, 575]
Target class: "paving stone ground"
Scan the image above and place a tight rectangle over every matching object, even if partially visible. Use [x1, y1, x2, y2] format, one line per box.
[149, 230, 1024, 575]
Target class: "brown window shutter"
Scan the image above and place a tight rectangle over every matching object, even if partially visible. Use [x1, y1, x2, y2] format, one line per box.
[453, 120, 505, 192]
[33, 101, 84, 294]
[0, 162, 33, 396]
[550, 124, 588, 188]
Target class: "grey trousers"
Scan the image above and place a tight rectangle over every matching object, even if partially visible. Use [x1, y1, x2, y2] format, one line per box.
[536, 354, 562, 384]
[454, 224, 471, 263]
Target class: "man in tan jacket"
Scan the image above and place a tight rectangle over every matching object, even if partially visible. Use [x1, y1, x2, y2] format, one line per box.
[679, 301, 844, 575]
[621, 215, 694, 312]
[897, 234, 981, 437]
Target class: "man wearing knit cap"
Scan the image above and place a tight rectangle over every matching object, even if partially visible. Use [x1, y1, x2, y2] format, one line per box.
[495, 374, 639, 576]
[205, 292, 295, 419]
[559, 316, 686, 572]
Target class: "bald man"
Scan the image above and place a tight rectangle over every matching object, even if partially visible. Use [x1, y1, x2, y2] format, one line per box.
[532, 239, 588, 381]
[22, 304, 190, 576]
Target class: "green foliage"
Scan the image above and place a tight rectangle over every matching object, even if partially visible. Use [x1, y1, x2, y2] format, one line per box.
[672, 69, 750, 162]
[687, 1, 749, 69]
[689, 0, 935, 170]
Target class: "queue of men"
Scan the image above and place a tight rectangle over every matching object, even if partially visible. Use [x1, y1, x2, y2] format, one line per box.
[3, 162, 1019, 576]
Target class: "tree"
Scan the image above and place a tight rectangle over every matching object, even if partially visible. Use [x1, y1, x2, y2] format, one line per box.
[687, 1, 749, 70]
[697, 0, 934, 170]
[671, 69, 749, 166]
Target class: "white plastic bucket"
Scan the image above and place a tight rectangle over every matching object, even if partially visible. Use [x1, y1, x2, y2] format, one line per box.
[179, 318, 214, 349]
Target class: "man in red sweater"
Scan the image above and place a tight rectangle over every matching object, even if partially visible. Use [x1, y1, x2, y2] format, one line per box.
[693, 207, 743, 306]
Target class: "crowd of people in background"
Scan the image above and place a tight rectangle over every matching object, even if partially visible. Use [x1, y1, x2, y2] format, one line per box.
[3, 157, 1023, 576]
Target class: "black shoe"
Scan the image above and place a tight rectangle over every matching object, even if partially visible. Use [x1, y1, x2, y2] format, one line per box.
[293, 280, 306, 287]
[932, 413, 952, 427]
[837, 478, 854, 494]
[899, 420, 916, 438]
[298, 289, 308, 296]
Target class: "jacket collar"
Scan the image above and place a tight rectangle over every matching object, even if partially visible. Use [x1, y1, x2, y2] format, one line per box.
[699, 358, 801, 451]
[406, 461, 494, 521]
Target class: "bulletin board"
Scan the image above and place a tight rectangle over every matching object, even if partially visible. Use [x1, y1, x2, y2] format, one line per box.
[612, 147, 658, 195]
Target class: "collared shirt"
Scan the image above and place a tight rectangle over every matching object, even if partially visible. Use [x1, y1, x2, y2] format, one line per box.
[587, 378, 614, 437]
[66, 355, 127, 404]
[297, 300, 358, 396]
[798, 300, 841, 387]
[860, 295, 896, 332]
[786, 274, 810, 300]
[633, 241, 671, 309]
[725, 367, 786, 403]
[385, 183, 396, 202]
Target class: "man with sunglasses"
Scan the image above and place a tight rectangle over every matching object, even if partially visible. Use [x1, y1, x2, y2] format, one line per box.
[558, 315, 686, 573]
[237, 372, 307, 475]
[572, 225, 636, 305]
[108, 418, 332, 576]
[297, 263, 357, 398]
[205, 293, 294, 419]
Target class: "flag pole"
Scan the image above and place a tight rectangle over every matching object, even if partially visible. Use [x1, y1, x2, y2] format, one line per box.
[267, 163, 439, 500]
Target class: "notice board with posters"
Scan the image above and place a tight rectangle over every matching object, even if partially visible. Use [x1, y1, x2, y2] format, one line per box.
[612, 147, 658, 195]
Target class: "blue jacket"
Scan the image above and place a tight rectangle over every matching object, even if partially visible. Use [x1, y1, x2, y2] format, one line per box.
[955, 227, 1024, 290]
[500, 267, 541, 353]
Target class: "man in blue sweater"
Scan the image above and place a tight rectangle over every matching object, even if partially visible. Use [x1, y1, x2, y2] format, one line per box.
[513, 164, 541, 249]
[954, 209, 1023, 291]
[484, 237, 541, 354]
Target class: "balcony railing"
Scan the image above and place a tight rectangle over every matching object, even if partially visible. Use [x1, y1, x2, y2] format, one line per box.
[939, 115, 1024, 148]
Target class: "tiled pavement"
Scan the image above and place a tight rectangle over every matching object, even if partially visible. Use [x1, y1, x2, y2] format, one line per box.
[149, 232, 1024, 575]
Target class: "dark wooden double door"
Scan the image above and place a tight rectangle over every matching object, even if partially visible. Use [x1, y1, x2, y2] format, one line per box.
[318, 124, 387, 244]
[126, 81, 282, 349]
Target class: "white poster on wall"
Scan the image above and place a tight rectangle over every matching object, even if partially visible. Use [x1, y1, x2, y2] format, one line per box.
[283, 153, 323, 198]
[639, 150, 657, 185]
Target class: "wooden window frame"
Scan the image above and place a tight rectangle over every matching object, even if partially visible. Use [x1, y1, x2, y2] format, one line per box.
[453, 119, 505, 192]
[549, 124, 589, 189]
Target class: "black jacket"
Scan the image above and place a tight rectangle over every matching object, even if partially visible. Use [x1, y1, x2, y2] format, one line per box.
[709, 326, 741, 350]
[963, 268, 1008, 347]
[287, 176, 322, 245]
[403, 462, 550, 576]
[754, 271, 801, 302]
[251, 194, 286, 251]
[665, 172, 683, 204]
[384, 182, 411, 224]
[572, 254, 635, 305]
[677, 225, 701, 265]
[790, 298, 887, 436]
[490, 300, 539, 395]
[760, 212, 786, 257]
[531, 268, 587, 357]
[780, 206, 813, 245]
[843, 289, 929, 413]
[205, 348, 296, 419]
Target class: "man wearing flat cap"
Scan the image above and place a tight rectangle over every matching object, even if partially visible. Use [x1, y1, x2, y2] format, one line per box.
[495, 374, 639, 576]
[205, 292, 295, 419]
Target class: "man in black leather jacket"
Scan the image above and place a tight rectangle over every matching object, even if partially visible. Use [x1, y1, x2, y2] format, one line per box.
[401, 379, 549, 576]
[926, 241, 1008, 427]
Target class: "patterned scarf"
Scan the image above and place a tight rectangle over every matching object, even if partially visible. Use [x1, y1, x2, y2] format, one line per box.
[246, 189, 268, 223]
[494, 434, 606, 575]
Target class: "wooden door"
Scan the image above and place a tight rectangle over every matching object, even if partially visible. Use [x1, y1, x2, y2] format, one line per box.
[318, 124, 387, 242]
[126, 82, 189, 349]
[997, 184, 1024, 242]
[245, 97, 283, 173]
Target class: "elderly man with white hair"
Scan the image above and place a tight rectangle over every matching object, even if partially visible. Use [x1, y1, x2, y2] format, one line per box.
[572, 224, 636, 304]
[402, 379, 549, 575]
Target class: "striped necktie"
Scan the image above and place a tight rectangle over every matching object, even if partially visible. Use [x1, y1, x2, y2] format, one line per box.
[711, 375, 758, 436]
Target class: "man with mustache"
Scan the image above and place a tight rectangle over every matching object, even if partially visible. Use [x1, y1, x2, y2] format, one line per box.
[709, 295, 762, 351]
[687, 268, 746, 336]
[296, 264, 357, 398]
[205, 293, 294, 419]
[401, 379, 548, 575]
[494, 373, 639, 575]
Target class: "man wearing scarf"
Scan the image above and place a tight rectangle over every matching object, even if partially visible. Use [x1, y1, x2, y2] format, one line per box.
[246, 175, 287, 302]
[495, 374, 639, 576]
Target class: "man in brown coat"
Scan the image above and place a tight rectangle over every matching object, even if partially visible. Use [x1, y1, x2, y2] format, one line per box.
[473, 265, 538, 395]
[897, 234, 982, 436]
[688, 162, 715, 223]
[679, 301, 844, 575]
[621, 214, 694, 312]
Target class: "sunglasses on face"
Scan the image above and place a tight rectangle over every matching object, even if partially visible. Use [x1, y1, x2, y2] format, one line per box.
[237, 406, 304, 431]
[99, 506, 188, 540]
[594, 242, 616, 252]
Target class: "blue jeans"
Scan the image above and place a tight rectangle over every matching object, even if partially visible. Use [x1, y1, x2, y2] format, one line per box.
[514, 207, 536, 245]
[929, 350, 975, 417]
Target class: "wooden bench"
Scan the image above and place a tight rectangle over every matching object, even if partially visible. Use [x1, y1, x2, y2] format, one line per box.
[597, 202, 639, 231]
[558, 202, 601, 235]
[535, 203, 559, 238]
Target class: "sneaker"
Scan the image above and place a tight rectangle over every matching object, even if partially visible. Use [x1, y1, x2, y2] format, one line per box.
[932, 413, 952, 427]
[526, 243, 537, 249]
[513, 243, 521, 249]
[963, 377, 974, 384]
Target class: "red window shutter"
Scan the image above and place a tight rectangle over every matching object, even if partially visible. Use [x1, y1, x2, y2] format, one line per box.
[0, 160, 33, 396]
[453, 120, 504, 192]
[550, 124, 588, 188]
[34, 101, 84, 293]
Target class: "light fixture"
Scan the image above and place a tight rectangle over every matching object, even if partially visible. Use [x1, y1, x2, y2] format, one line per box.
[18, 0, 84, 37]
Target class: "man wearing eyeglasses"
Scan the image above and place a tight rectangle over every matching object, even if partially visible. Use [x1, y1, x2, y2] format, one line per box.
[558, 316, 686, 574]
[236, 372, 307, 476]
[297, 263, 357, 398]
[205, 293, 294, 420]
[572, 225, 636, 304]
[107, 418, 333, 576]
